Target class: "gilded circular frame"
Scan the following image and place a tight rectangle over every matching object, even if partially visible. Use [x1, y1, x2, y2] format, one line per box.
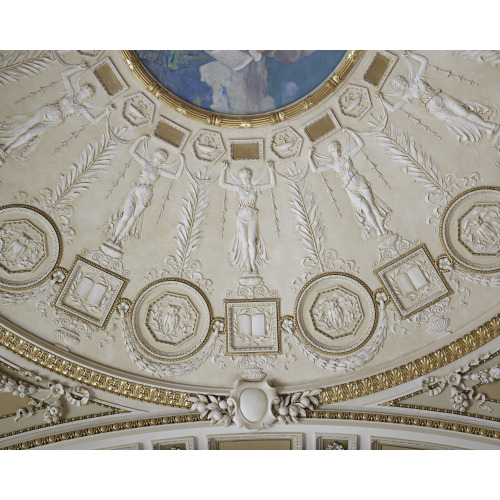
[0, 204, 63, 290]
[129, 277, 213, 362]
[121, 50, 362, 128]
[294, 272, 378, 356]
[440, 186, 500, 274]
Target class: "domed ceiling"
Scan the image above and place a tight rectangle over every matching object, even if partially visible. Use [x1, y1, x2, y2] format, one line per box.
[1, 49, 500, 449]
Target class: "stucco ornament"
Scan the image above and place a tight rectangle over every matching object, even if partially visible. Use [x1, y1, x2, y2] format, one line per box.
[422, 353, 500, 413]
[188, 378, 322, 429]
[272, 389, 321, 425]
[0, 368, 90, 424]
[229, 379, 278, 430]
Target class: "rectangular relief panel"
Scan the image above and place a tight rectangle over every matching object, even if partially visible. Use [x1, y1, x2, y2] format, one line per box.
[92, 57, 128, 97]
[303, 110, 340, 144]
[362, 51, 398, 87]
[153, 117, 190, 149]
[208, 433, 302, 450]
[230, 139, 264, 161]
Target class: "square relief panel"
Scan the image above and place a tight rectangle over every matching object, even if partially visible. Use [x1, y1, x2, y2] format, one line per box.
[316, 433, 358, 450]
[55, 257, 127, 327]
[225, 298, 280, 355]
[152, 437, 194, 450]
[375, 245, 451, 319]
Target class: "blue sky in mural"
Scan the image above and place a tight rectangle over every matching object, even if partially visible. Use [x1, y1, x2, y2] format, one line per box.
[135, 50, 347, 115]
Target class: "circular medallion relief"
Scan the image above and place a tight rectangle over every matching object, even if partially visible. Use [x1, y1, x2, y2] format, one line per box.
[441, 187, 500, 273]
[0, 205, 61, 289]
[295, 273, 377, 356]
[131, 279, 212, 361]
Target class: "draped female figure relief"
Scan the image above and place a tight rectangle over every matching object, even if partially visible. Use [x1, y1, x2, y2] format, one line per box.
[219, 160, 276, 275]
[309, 128, 391, 239]
[377, 51, 500, 150]
[102, 135, 184, 257]
[0, 64, 113, 163]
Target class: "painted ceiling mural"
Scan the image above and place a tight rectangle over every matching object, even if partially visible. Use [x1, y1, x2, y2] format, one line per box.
[135, 50, 347, 114]
[1, 49, 500, 449]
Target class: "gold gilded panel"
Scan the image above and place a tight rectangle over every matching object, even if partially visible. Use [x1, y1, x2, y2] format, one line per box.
[363, 53, 391, 86]
[92, 60, 127, 97]
[153, 120, 187, 148]
[230, 142, 261, 161]
[305, 114, 336, 143]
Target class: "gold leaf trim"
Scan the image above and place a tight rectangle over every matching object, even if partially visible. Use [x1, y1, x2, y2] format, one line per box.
[318, 313, 500, 404]
[3, 410, 500, 450]
[0, 326, 191, 408]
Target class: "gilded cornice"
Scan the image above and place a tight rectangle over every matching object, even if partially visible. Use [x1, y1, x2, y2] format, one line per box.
[2, 311, 500, 408]
[319, 313, 500, 404]
[3, 409, 500, 450]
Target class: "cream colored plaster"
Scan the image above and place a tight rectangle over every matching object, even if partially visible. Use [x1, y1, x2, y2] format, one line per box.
[1, 50, 500, 446]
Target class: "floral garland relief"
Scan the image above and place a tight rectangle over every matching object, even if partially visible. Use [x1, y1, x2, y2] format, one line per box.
[0, 368, 89, 425]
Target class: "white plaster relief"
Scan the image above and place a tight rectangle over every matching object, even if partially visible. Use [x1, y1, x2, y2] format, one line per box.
[284, 291, 388, 372]
[282, 163, 358, 291]
[0, 64, 113, 164]
[0, 366, 89, 424]
[192, 130, 225, 163]
[377, 246, 450, 318]
[13, 125, 127, 244]
[219, 160, 275, 281]
[455, 50, 500, 67]
[122, 93, 155, 127]
[338, 84, 372, 120]
[0, 220, 46, 273]
[377, 51, 500, 152]
[271, 126, 303, 159]
[102, 135, 184, 257]
[422, 352, 500, 413]
[145, 166, 215, 295]
[55, 258, 126, 328]
[0, 50, 71, 87]
[309, 128, 392, 240]
[226, 299, 279, 355]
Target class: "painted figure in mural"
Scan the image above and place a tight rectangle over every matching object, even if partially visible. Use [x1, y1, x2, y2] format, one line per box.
[104, 135, 184, 249]
[219, 160, 276, 274]
[377, 51, 500, 149]
[0, 64, 113, 163]
[309, 128, 391, 239]
[135, 50, 345, 115]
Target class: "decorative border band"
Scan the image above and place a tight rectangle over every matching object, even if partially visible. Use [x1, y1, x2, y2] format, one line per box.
[3, 409, 500, 450]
